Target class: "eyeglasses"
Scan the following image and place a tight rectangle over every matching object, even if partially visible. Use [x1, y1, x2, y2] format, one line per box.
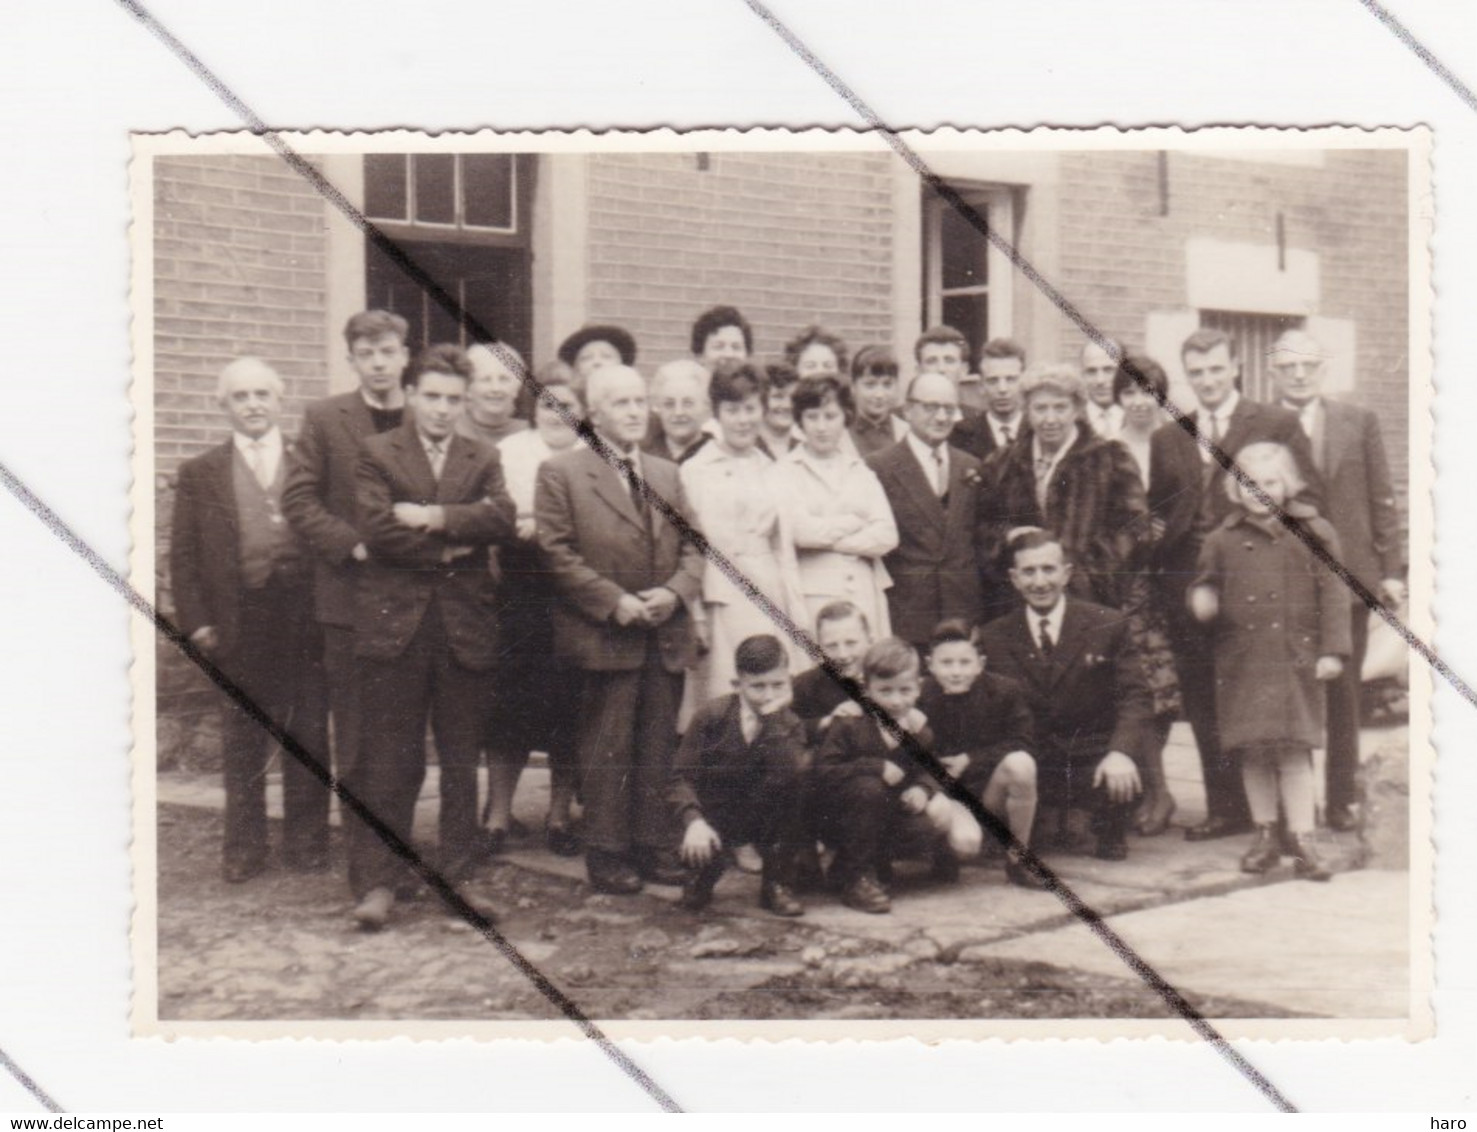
[907, 399, 961, 419]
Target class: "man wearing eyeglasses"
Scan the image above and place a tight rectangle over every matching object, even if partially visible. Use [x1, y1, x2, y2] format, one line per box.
[1269, 329, 1404, 833]
[867, 372, 985, 647]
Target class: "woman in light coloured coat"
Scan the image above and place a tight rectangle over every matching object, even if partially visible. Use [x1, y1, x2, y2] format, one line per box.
[778, 375, 897, 640]
[679, 362, 808, 722]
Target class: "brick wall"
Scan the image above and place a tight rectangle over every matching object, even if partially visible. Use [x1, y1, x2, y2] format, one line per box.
[584, 151, 897, 366]
[1051, 149, 1410, 500]
[153, 154, 331, 477]
[152, 154, 331, 766]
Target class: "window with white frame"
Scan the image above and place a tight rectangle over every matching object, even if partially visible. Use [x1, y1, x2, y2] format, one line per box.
[923, 186, 1015, 364]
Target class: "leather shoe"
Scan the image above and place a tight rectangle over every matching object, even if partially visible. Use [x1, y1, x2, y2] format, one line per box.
[1004, 854, 1050, 889]
[759, 881, 805, 917]
[352, 886, 395, 931]
[1134, 793, 1177, 838]
[1184, 816, 1254, 843]
[1094, 833, 1129, 861]
[546, 823, 582, 857]
[1287, 834, 1333, 882]
[587, 850, 643, 895]
[841, 872, 891, 915]
[222, 857, 266, 884]
[634, 847, 686, 887]
[679, 865, 722, 912]
[1239, 825, 1282, 874]
[1326, 804, 1360, 833]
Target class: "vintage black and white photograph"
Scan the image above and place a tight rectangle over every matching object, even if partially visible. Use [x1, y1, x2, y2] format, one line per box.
[130, 127, 1431, 1039]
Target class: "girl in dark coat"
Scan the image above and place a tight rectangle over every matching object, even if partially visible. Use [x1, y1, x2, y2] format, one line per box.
[1190, 442, 1352, 881]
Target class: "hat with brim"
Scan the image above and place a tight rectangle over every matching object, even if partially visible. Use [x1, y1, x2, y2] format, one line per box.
[557, 324, 638, 367]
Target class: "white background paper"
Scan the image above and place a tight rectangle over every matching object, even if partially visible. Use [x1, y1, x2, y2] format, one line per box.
[0, 0, 1472, 1113]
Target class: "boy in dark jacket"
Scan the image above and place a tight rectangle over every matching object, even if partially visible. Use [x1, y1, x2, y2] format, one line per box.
[669, 635, 808, 917]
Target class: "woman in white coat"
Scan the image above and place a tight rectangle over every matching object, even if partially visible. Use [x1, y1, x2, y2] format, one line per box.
[778, 375, 898, 640]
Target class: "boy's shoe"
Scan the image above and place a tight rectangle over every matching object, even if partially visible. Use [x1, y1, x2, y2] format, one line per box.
[546, 823, 582, 858]
[1061, 808, 1098, 856]
[759, 881, 804, 918]
[930, 849, 962, 885]
[1004, 852, 1050, 889]
[679, 864, 723, 912]
[733, 844, 764, 874]
[352, 886, 395, 931]
[1287, 834, 1333, 882]
[1094, 831, 1129, 861]
[587, 849, 643, 895]
[1239, 824, 1282, 874]
[634, 846, 686, 887]
[841, 872, 892, 915]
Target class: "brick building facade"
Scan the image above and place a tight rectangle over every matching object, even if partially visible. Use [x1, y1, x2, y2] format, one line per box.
[145, 139, 1414, 761]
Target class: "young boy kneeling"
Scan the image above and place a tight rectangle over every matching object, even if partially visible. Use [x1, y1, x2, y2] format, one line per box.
[669, 634, 808, 917]
[814, 637, 980, 914]
[920, 620, 1046, 889]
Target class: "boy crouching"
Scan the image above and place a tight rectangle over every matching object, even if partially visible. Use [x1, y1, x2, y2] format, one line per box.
[669, 634, 808, 917]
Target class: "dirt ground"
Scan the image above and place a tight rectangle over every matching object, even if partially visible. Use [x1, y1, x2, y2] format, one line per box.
[155, 803, 1295, 1022]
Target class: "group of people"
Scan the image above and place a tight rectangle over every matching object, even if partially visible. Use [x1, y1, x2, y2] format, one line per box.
[166, 301, 1404, 931]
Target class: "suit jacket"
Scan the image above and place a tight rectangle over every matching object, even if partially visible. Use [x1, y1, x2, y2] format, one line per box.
[282, 391, 396, 627]
[352, 422, 516, 668]
[1317, 398, 1403, 594]
[534, 444, 703, 673]
[815, 713, 938, 794]
[170, 438, 308, 655]
[976, 599, 1156, 765]
[949, 406, 1002, 463]
[867, 440, 984, 644]
[668, 693, 806, 828]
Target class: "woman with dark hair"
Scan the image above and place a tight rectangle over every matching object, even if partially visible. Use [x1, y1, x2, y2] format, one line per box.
[783, 324, 849, 381]
[679, 362, 807, 716]
[556, 324, 638, 387]
[690, 305, 753, 367]
[757, 361, 800, 457]
[1109, 354, 1187, 836]
[483, 361, 588, 856]
[778, 376, 898, 638]
[848, 345, 909, 458]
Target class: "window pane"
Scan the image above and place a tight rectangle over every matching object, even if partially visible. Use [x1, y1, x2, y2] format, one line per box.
[363, 154, 408, 220]
[942, 294, 988, 364]
[413, 154, 456, 224]
[462, 154, 516, 229]
[941, 201, 991, 291]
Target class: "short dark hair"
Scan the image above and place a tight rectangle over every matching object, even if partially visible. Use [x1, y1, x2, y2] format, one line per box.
[862, 637, 920, 683]
[735, 634, 788, 677]
[914, 325, 970, 363]
[1112, 353, 1170, 404]
[1181, 327, 1236, 361]
[927, 618, 979, 654]
[709, 359, 764, 406]
[979, 337, 1027, 365]
[783, 325, 849, 374]
[762, 361, 800, 396]
[851, 344, 899, 381]
[344, 310, 409, 349]
[406, 343, 472, 387]
[690, 305, 753, 357]
[1005, 526, 1068, 568]
[815, 600, 869, 635]
[791, 375, 854, 424]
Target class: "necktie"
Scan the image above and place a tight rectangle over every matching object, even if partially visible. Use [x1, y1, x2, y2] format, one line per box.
[1034, 452, 1053, 510]
[932, 447, 947, 497]
[1038, 617, 1055, 658]
[1199, 412, 1220, 464]
[617, 457, 647, 518]
[426, 441, 446, 480]
[741, 708, 759, 745]
[1000, 423, 1013, 446]
[246, 440, 271, 489]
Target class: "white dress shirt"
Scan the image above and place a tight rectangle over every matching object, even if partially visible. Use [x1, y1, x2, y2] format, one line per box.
[1028, 597, 1067, 653]
[1085, 401, 1124, 439]
[987, 411, 1023, 449]
[1196, 390, 1241, 462]
[905, 431, 949, 496]
[232, 426, 284, 488]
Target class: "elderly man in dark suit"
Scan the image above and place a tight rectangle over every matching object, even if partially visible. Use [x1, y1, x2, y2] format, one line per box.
[536, 364, 704, 894]
[1158, 327, 1324, 842]
[170, 357, 330, 881]
[282, 310, 411, 783]
[868, 371, 985, 647]
[346, 344, 517, 931]
[1270, 329, 1404, 830]
[977, 529, 1154, 861]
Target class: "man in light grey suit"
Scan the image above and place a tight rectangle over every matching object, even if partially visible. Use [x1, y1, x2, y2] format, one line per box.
[1270, 329, 1405, 831]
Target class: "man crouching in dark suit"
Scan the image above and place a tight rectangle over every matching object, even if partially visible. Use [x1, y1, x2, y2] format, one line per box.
[169, 357, 330, 882]
[347, 344, 517, 931]
[536, 364, 704, 895]
[976, 528, 1154, 861]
